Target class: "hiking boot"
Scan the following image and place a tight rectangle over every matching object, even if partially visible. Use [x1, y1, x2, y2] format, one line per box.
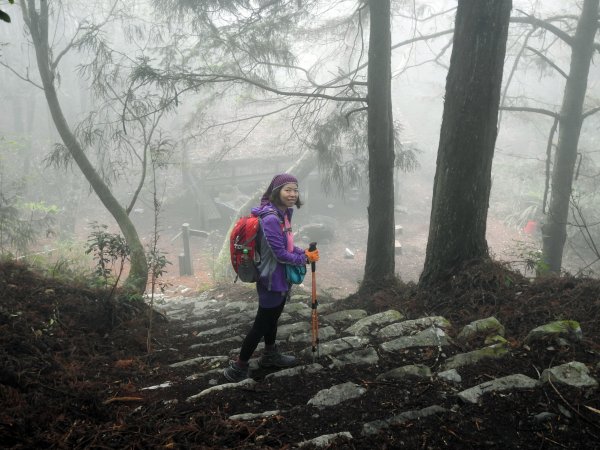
[223, 361, 249, 383]
[258, 345, 297, 368]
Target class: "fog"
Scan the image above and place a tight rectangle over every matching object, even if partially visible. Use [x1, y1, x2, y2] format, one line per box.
[1, 1, 599, 291]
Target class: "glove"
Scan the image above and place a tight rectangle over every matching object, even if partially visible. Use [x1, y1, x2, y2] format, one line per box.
[305, 248, 320, 263]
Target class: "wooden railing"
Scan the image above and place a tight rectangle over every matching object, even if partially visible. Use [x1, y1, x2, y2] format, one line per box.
[171, 223, 208, 276]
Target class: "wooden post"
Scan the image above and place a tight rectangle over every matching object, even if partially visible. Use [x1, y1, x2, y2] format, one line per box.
[178, 254, 186, 276]
[181, 223, 193, 275]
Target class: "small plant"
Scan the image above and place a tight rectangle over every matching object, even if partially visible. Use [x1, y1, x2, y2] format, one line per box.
[85, 223, 130, 287]
[147, 247, 171, 295]
[508, 240, 549, 277]
[146, 143, 171, 352]
[85, 223, 130, 328]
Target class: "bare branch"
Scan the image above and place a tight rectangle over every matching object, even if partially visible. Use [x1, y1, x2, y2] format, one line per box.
[391, 28, 455, 52]
[583, 105, 600, 120]
[525, 46, 568, 79]
[499, 28, 536, 127]
[345, 106, 368, 124]
[0, 61, 44, 90]
[499, 105, 559, 119]
[167, 72, 367, 103]
[321, 28, 455, 89]
[511, 13, 574, 46]
[394, 6, 458, 22]
[195, 102, 302, 137]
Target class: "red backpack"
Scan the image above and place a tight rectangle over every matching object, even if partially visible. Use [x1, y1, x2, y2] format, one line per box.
[230, 214, 261, 282]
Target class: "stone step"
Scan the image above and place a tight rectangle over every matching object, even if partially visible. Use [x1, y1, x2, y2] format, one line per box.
[156, 294, 597, 446]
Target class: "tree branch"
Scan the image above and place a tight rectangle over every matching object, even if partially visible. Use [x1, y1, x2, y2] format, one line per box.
[499, 105, 559, 119]
[174, 72, 368, 103]
[583, 105, 600, 120]
[499, 28, 536, 127]
[322, 28, 455, 89]
[511, 13, 574, 46]
[345, 106, 368, 125]
[525, 46, 568, 79]
[391, 28, 455, 52]
[0, 61, 44, 90]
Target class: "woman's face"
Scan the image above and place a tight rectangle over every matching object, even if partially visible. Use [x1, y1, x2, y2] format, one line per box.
[279, 183, 299, 208]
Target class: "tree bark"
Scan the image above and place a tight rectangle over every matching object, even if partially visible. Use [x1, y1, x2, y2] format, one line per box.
[420, 0, 512, 286]
[23, 0, 148, 293]
[361, 0, 396, 293]
[542, 0, 599, 273]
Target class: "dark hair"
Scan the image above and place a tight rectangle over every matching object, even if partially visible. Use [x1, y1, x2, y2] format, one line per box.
[270, 185, 303, 209]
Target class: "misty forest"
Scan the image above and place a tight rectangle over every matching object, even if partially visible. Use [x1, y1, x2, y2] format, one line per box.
[1, 0, 600, 448]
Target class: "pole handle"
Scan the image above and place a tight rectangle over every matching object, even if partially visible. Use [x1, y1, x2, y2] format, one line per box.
[308, 241, 317, 272]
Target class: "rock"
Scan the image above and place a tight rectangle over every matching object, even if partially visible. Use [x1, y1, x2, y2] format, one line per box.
[362, 405, 447, 436]
[484, 335, 508, 345]
[437, 369, 462, 384]
[195, 324, 240, 338]
[323, 309, 368, 326]
[443, 343, 509, 370]
[296, 432, 353, 448]
[380, 327, 450, 352]
[277, 322, 311, 340]
[524, 320, 582, 344]
[222, 301, 256, 313]
[190, 336, 243, 350]
[457, 374, 538, 404]
[169, 355, 228, 369]
[229, 410, 281, 421]
[265, 363, 323, 380]
[329, 347, 380, 367]
[540, 361, 598, 389]
[344, 248, 355, 259]
[345, 310, 405, 336]
[285, 302, 310, 313]
[456, 316, 505, 342]
[307, 382, 366, 407]
[377, 316, 451, 339]
[301, 336, 370, 358]
[288, 325, 337, 343]
[186, 378, 256, 402]
[141, 382, 173, 390]
[376, 364, 432, 381]
[290, 293, 311, 303]
[181, 318, 218, 329]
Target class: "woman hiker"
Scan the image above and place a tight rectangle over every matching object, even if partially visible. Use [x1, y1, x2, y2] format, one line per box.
[223, 173, 320, 383]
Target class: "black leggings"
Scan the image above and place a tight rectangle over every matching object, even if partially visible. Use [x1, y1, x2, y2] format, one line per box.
[239, 302, 285, 362]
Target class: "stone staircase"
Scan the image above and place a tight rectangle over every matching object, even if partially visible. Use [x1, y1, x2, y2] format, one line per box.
[148, 287, 599, 448]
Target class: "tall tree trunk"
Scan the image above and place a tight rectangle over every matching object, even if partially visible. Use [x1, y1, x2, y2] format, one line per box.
[420, 0, 512, 286]
[22, 0, 148, 293]
[542, 0, 599, 273]
[361, 0, 395, 293]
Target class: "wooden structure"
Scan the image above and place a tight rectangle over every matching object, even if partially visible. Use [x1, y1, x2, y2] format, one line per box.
[172, 223, 208, 276]
[191, 156, 290, 229]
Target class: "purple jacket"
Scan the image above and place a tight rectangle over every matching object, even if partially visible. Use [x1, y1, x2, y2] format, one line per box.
[251, 202, 307, 295]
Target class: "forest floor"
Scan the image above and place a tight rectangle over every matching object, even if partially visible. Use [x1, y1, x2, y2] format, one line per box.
[1, 258, 600, 449]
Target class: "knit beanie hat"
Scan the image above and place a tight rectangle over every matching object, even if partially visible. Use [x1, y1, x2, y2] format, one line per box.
[260, 173, 298, 205]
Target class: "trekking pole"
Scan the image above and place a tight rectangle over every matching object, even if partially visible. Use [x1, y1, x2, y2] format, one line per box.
[309, 242, 319, 362]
